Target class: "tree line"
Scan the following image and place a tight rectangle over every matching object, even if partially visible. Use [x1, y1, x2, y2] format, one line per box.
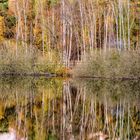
[0, 0, 140, 67]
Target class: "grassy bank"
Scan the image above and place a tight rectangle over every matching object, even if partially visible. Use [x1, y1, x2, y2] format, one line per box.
[73, 50, 140, 79]
[0, 42, 67, 76]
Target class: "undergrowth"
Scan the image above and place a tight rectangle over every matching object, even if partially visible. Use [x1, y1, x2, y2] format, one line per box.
[0, 41, 66, 76]
[73, 49, 140, 78]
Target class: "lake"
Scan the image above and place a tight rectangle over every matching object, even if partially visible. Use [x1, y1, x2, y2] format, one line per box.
[0, 77, 140, 140]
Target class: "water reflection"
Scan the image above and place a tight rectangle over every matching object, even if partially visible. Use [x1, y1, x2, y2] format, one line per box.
[0, 77, 139, 140]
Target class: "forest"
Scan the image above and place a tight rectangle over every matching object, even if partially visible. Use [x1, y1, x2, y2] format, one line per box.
[0, 1, 140, 140]
[0, 0, 140, 77]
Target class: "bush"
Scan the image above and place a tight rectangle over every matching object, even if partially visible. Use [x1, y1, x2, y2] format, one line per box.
[73, 49, 140, 78]
[0, 41, 65, 76]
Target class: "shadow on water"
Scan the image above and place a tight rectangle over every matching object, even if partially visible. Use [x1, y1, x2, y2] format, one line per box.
[0, 77, 140, 140]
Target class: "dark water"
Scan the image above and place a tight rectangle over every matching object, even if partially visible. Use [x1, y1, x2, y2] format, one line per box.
[0, 77, 140, 140]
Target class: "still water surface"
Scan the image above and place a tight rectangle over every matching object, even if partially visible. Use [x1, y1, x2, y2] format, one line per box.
[0, 77, 140, 140]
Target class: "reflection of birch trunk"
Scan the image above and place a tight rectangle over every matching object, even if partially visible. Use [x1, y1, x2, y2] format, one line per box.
[113, 103, 119, 139]
[127, 103, 130, 139]
[62, 81, 66, 140]
[15, 88, 20, 130]
[41, 89, 45, 137]
[62, 81, 77, 140]
[80, 87, 86, 140]
[119, 100, 122, 139]
[52, 99, 55, 134]
[34, 108, 39, 138]
[73, 88, 82, 115]
[91, 97, 96, 134]
[47, 88, 51, 133]
[67, 82, 73, 123]
[104, 97, 110, 137]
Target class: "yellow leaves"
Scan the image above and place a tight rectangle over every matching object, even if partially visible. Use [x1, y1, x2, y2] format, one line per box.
[0, 16, 4, 42]
[44, 89, 56, 100]
[33, 27, 42, 35]
[105, 16, 114, 24]
[55, 66, 69, 76]
[68, 0, 75, 4]
[0, 103, 4, 120]
[83, 26, 90, 44]
[8, 0, 16, 14]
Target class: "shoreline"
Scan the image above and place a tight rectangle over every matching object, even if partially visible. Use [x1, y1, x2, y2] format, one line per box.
[0, 73, 62, 77]
[0, 73, 140, 81]
[75, 76, 140, 81]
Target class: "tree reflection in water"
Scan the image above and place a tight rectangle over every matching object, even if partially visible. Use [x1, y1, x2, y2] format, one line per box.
[0, 77, 139, 140]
